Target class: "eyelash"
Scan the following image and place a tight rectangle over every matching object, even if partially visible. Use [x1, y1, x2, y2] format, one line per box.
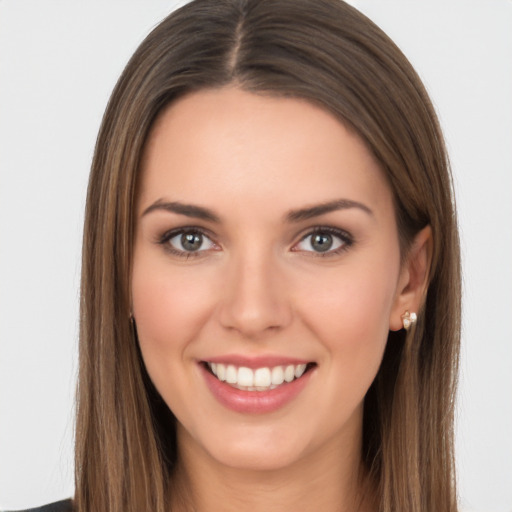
[157, 226, 217, 259]
[294, 226, 354, 257]
[156, 226, 354, 258]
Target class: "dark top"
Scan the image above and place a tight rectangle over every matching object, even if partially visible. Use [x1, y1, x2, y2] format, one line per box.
[4, 499, 73, 512]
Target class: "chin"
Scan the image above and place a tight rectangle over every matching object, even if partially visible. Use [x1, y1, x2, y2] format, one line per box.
[209, 440, 307, 472]
[180, 421, 313, 473]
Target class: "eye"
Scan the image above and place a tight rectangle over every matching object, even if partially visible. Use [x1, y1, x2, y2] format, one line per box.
[160, 229, 217, 256]
[293, 228, 352, 255]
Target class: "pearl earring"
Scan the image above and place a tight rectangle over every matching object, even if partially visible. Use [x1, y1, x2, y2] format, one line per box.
[401, 310, 417, 330]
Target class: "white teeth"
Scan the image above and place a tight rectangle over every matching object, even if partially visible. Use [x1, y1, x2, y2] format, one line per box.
[271, 366, 284, 385]
[284, 365, 295, 382]
[237, 367, 253, 387]
[226, 365, 237, 384]
[216, 363, 226, 381]
[254, 367, 271, 387]
[295, 364, 307, 378]
[207, 362, 310, 391]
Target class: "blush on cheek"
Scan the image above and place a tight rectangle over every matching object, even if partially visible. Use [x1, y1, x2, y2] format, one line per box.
[132, 265, 217, 354]
[315, 273, 393, 324]
[307, 271, 393, 372]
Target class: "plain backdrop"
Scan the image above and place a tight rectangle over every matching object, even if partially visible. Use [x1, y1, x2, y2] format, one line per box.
[1, 1, 511, 511]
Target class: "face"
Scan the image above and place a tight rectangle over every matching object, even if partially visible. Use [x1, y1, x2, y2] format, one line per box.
[132, 87, 407, 472]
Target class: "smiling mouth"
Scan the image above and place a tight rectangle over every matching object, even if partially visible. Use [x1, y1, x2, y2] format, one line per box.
[203, 362, 316, 391]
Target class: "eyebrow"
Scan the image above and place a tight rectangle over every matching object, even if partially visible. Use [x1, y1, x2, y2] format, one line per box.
[285, 199, 373, 222]
[142, 199, 221, 223]
[141, 197, 373, 223]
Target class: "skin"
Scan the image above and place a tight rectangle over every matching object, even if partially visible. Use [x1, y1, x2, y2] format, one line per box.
[132, 87, 431, 512]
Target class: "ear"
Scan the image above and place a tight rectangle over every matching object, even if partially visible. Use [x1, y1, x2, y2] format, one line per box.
[389, 226, 433, 331]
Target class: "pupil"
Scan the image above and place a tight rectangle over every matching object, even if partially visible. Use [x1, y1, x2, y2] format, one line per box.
[181, 232, 202, 251]
[312, 233, 332, 252]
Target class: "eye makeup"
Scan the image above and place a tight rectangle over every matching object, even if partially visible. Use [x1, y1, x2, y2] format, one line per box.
[292, 226, 354, 257]
[156, 226, 219, 258]
[154, 224, 355, 260]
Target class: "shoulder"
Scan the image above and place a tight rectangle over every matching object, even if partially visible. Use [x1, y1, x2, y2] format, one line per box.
[4, 499, 73, 512]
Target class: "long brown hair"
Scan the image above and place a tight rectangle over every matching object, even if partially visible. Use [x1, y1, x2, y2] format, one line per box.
[76, 1, 461, 511]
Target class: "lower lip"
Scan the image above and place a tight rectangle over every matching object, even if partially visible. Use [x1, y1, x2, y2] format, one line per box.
[200, 364, 314, 414]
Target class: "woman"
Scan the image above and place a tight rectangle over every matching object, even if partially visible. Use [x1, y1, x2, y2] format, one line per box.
[22, 0, 461, 510]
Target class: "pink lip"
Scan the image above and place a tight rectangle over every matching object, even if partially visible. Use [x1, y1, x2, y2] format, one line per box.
[200, 362, 315, 414]
[203, 355, 311, 369]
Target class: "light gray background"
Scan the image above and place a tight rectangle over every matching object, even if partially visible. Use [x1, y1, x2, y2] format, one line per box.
[1, 1, 511, 511]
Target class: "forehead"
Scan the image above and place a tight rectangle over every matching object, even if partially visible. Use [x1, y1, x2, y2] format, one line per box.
[138, 87, 393, 218]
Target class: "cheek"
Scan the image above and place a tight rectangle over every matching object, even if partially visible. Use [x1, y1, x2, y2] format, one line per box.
[299, 255, 399, 377]
[131, 255, 217, 360]
[131, 255, 222, 417]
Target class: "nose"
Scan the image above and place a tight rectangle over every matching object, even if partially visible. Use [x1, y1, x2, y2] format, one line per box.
[217, 249, 293, 339]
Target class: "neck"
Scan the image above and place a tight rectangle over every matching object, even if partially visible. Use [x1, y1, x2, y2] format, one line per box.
[169, 421, 376, 512]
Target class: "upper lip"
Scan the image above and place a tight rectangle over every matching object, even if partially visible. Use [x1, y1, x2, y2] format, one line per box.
[200, 355, 313, 369]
